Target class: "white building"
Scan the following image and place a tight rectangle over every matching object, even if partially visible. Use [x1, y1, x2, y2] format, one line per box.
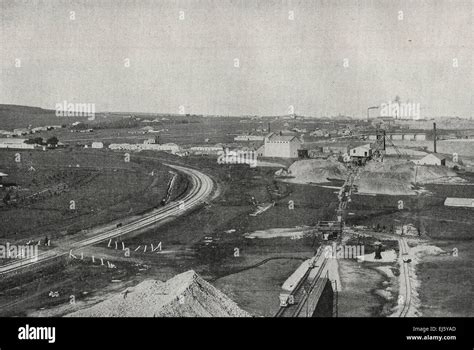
[444, 198, 474, 207]
[349, 144, 372, 158]
[414, 133, 426, 141]
[368, 135, 378, 141]
[262, 133, 301, 158]
[144, 138, 156, 144]
[91, 142, 104, 149]
[0, 138, 35, 149]
[414, 153, 446, 166]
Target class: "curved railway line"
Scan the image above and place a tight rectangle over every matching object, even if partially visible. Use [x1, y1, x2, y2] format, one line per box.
[0, 163, 215, 277]
[396, 237, 413, 317]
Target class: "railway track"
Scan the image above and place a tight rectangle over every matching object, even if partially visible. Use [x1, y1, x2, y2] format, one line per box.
[274, 248, 326, 317]
[396, 237, 413, 317]
[0, 164, 215, 277]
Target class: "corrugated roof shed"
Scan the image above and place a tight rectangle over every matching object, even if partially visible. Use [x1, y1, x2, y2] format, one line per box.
[444, 197, 474, 207]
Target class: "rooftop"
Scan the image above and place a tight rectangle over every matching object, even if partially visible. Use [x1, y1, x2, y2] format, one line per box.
[266, 133, 300, 142]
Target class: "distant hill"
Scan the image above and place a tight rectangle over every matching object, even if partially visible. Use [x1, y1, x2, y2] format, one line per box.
[0, 104, 56, 114]
[0, 104, 83, 130]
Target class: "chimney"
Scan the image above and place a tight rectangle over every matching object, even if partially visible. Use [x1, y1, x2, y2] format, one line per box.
[433, 122, 437, 153]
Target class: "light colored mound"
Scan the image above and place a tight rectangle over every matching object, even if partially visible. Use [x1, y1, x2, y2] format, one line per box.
[357, 172, 415, 195]
[245, 227, 305, 239]
[356, 160, 464, 195]
[66, 270, 251, 317]
[285, 159, 347, 184]
[415, 165, 464, 184]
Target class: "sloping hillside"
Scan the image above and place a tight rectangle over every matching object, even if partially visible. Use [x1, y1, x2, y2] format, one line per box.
[356, 159, 465, 195]
[0, 104, 61, 129]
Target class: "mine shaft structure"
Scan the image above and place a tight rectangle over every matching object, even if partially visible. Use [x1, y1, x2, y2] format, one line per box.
[370, 127, 404, 160]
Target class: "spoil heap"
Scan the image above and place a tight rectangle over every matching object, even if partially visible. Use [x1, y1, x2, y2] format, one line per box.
[286, 159, 347, 184]
[356, 160, 464, 195]
[67, 270, 251, 317]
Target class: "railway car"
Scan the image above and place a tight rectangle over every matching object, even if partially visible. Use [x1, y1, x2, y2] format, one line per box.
[279, 257, 317, 307]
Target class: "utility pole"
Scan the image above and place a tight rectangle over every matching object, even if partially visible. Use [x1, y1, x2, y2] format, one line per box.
[433, 122, 437, 153]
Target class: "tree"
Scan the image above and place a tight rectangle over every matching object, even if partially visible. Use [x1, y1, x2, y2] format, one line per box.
[25, 137, 43, 145]
[3, 193, 11, 205]
[46, 136, 59, 147]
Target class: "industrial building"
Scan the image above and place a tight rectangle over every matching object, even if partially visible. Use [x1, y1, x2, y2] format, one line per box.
[414, 153, 446, 166]
[368, 132, 426, 141]
[261, 133, 302, 158]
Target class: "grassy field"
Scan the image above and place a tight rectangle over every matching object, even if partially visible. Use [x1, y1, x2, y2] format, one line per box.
[417, 239, 474, 317]
[0, 148, 174, 241]
[1, 107, 473, 317]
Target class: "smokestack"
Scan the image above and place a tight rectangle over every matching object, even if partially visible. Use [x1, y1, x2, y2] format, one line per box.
[383, 130, 386, 151]
[268, 122, 270, 133]
[433, 122, 437, 153]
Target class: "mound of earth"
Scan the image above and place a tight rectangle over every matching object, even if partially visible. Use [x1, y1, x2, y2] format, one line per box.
[285, 159, 347, 184]
[356, 160, 464, 195]
[415, 165, 464, 184]
[66, 270, 251, 317]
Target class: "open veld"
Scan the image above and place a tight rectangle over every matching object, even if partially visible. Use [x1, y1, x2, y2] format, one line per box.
[0, 149, 181, 242]
[0, 106, 473, 317]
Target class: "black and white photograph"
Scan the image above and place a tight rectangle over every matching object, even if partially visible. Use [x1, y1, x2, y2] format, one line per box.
[0, 0, 473, 347]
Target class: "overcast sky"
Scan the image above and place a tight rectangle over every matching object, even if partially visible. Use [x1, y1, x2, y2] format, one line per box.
[1, 0, 472, 117]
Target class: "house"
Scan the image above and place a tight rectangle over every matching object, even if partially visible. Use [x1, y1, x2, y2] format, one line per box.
[91, 142, 104, 149]
[0, 130, 14, 137]
[349, 144, 372, 158]
[414, 153, 446, 166]
[262, 133, 302, 158]
[310, 129, 324, 137]
[144, 138, 157, 144]
[141, 126, 155, 132]
[13, 128, 30, 136]
[444, 198, 474, 208]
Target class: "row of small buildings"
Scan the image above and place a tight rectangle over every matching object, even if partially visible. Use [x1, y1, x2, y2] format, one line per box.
[0, 125, 63, 137]
[367, 132, 426, 141]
